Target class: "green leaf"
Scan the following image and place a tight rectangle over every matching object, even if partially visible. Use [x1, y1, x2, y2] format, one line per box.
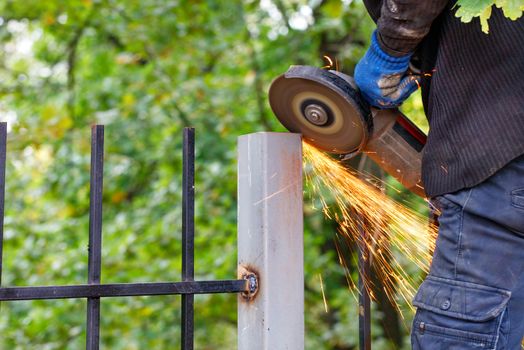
[480, 5, 493, 33]
[322, 0, 344, 19]
[455, 0, 494, 22]
[495, 0, 524, 20]
[455, 0, 524, 33]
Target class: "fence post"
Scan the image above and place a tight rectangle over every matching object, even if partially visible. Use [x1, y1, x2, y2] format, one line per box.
[237, 132, 304, 350]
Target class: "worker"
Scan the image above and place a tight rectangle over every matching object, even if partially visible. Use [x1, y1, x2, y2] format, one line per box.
[354, 1, 524, 348]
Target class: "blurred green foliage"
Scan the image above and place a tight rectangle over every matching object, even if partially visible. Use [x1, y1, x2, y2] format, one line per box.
[0, 1, 428, 349]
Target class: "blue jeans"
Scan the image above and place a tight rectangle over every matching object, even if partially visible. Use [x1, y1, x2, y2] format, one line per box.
[412, 154, 524, 349]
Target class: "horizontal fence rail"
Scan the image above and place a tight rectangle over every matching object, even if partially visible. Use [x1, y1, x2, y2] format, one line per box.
[0, 123, 250, 350]
[0, 280, 249, 301]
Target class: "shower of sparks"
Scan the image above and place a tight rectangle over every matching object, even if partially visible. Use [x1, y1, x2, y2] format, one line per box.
[303, 142, 438, 315]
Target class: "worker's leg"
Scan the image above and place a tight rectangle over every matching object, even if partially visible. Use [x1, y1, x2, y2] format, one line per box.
[411, 154, 524, 349]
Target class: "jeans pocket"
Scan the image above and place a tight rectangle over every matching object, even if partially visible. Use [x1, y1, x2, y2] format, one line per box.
[434, 195, 462, 213]
[511, 188, 524, 209]
[411, 276, 511, 349]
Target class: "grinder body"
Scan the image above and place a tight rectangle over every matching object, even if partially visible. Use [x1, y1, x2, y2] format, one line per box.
[364, 108, 425, 197]
[269, 65, 426, 197]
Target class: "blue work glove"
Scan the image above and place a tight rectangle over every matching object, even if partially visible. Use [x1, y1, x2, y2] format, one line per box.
[354, 31, 420, 108]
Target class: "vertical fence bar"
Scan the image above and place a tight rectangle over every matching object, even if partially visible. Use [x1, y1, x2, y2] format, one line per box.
[181, 127, 195, 350]
[0, 123, 7, 287]
[238, 132, 304, 350]
[358, 226, 371, 350]
[86, 125, 104, 350]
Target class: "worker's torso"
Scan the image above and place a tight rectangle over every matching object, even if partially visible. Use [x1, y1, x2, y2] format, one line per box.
[363, 1, 524, 197]
[418, 5, 524, 197]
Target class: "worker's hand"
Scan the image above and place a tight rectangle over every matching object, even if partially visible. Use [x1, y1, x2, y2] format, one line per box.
[354, 31, 420, 109]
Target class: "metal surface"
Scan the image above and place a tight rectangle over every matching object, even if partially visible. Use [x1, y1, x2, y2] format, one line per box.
[304, 104, 329, 126]
[0, 125, 250, 350]
[364, 109, 425, 197]
[268, 66, 371, 154]
[238, 132, 304, 350]
[87, 125, 104, 350]
[182, 127, 195, 350]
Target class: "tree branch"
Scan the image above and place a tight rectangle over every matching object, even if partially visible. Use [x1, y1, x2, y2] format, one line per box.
[66, 7, 96, 120]
[105, 5, 191, 127]
[242, 6, 272, 131]
[273, 0, 293, 32]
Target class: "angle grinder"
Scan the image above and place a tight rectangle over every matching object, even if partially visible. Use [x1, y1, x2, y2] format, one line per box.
[268, 65, 426, 197]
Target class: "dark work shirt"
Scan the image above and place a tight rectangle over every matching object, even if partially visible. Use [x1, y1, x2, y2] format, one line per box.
[362, 0, 524, 197]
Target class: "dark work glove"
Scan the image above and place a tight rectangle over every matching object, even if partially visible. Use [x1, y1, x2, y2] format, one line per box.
[354, 31, 420, 108]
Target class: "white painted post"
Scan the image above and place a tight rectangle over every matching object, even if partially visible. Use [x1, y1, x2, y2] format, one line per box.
[237, 132, 304, 350]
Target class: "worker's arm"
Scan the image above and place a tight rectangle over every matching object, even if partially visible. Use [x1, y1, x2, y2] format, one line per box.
[355, 0, 449, 108]
[376, 0, 449, 57]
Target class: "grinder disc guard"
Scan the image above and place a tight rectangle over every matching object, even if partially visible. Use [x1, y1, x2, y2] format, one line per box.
[269, 66, 372, 154]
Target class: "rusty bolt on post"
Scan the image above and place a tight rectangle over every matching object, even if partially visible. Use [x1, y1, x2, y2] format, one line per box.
[241, 273, 258, 301]
[246, 274, 258, 294]
[239, 265, 259, 302]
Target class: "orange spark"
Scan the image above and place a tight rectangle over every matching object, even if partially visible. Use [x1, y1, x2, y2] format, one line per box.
[322, 55, 336, 70]
[322, 55, 333, 68]
[318, 274, 329, 313]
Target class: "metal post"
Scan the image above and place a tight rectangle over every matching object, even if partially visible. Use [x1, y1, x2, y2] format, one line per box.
[357, 159, 372, 350]
[358, 227, 371, 350]
[86, 125, 104, 350]
[0, 123, 7, 287]
[181, 127, 195, 350]
[237, 132, 304, 350]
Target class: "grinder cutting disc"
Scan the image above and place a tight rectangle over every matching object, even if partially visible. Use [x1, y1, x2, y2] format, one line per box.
[269, 65, 372, 154]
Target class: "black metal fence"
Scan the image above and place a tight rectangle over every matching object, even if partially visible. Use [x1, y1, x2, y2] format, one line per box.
[0, 121, 400, 350]
[0, 123, 250, 350]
